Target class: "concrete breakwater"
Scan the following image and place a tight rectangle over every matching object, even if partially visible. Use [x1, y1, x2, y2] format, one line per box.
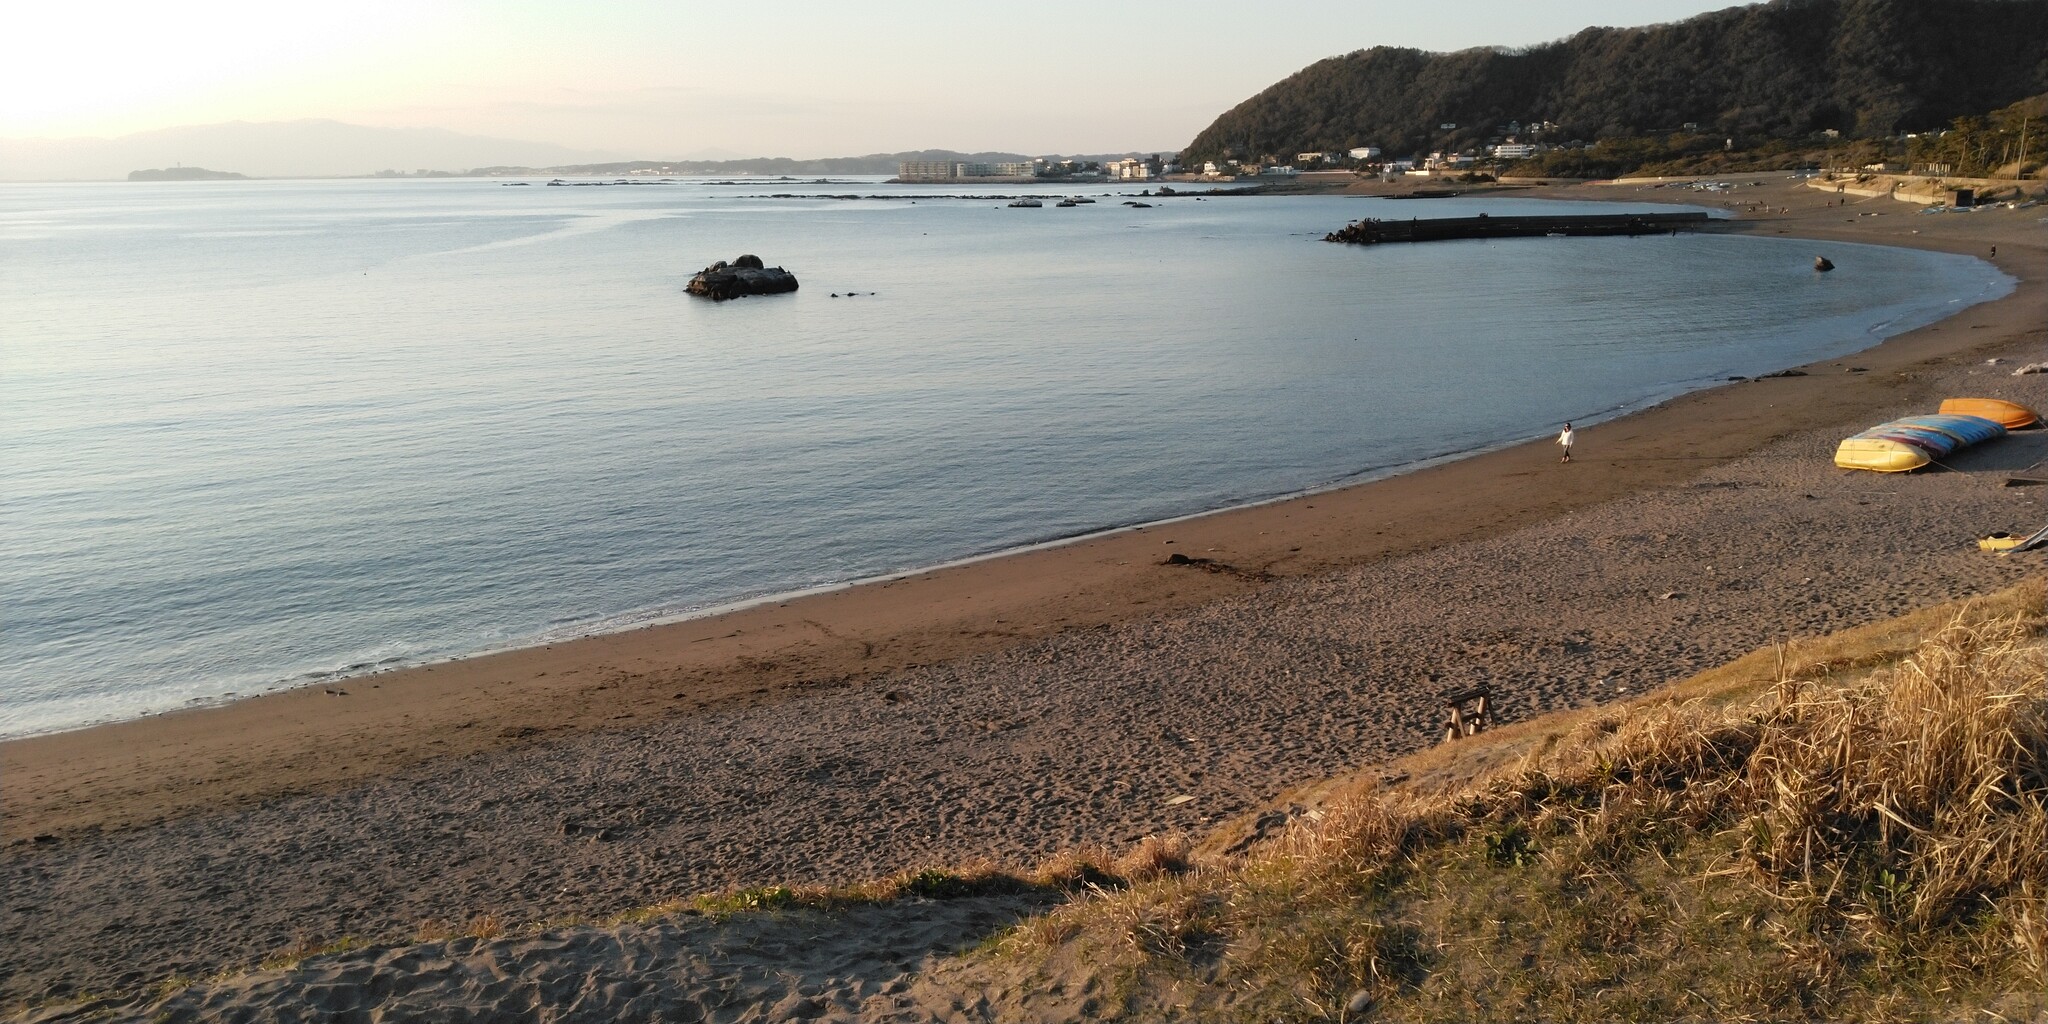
[1325, 211, 1711, 245]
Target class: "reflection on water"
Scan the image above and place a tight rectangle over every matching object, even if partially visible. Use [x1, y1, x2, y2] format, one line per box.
[0, 178, 2012, 735]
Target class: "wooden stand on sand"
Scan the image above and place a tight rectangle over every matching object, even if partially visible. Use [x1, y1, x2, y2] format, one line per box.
[1441, 686, 1494, 743]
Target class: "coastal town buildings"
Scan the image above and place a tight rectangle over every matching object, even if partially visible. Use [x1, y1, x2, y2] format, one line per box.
[898, 160, 956, 181]
[1107, 157, 1174, 181]
[896, 160, 1036, 182]
[1105, 158, 1152, 180]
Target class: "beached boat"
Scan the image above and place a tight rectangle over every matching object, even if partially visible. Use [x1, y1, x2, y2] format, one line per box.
[1892, 413, 2007, 447]
[1835, 437, 1933, 473]
[1835, 412, 2007, 472]
[1860, 426, 1955, 456]
[1938, 397, 2041, 430]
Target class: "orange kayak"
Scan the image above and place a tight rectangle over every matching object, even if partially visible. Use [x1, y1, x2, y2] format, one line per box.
[1938, 397, 2041, 430]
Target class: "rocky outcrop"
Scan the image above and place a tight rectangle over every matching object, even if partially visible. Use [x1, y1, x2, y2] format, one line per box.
[686, 255, 799, 300]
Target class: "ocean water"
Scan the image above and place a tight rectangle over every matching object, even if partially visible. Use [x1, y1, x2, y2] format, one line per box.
[0, 178, 2012, 737]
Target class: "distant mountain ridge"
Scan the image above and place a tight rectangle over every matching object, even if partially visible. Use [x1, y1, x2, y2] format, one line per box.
[485, 150, 1177, 177]
[0, 120, 624, 181]
[0, 120, 1156, 182]
[1182, 0, 2048, 162]
[479, 150, 1038, 177]
[127, 167, 246, 181]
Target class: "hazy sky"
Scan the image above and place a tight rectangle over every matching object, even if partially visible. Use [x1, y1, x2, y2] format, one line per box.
[6, 1, 1741, 156]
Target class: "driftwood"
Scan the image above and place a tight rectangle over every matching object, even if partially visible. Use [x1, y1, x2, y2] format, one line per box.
[1441, 686, 1494, 743]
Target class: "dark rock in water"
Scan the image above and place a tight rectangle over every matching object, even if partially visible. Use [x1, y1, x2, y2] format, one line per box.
[1813, 255, 1834, 272]
[687, 256, 798, 300]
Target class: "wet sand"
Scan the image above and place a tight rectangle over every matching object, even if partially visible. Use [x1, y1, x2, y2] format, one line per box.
[3, 177, 2043, 1007]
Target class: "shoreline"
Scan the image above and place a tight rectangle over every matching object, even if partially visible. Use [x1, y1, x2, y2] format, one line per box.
[3, 333, 1855, 744]
[4, 177, 2041, 847]
[0, 200, 2006, 746]
[4, 172, 2045, 1006]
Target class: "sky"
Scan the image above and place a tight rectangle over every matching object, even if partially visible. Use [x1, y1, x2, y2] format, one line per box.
[4, 1, 1743, 157]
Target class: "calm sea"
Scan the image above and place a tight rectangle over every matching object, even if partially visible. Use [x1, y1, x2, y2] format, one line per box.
[0, 178, 2012, 736]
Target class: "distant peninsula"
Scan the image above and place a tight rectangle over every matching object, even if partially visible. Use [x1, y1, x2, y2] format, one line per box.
[128, 167, 248, 181]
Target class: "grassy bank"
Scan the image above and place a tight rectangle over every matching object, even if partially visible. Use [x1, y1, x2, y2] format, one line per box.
[985, 582, 2047, 1021]
[28, 583, 2045, 1023]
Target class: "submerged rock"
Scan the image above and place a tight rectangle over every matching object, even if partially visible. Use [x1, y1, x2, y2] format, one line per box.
[687, 255, 799, 300]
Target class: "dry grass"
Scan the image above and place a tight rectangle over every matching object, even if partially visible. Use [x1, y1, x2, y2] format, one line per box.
[256, 933, 365, 972]
[999, 584, 2048, 1022]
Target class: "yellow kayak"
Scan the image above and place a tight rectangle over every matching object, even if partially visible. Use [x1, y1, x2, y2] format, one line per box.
[1938, 397, 2041, 430]
[1834, 437, 1932, 473]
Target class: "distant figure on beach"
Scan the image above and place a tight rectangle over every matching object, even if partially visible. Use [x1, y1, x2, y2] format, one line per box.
[1557, 422, 1575, 463]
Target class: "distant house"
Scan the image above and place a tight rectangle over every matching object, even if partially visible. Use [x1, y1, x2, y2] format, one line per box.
[1295, 151, 1333, 164]
[1202, 161, 1222, 175]
[899, 161, 956, 182]
[1261, 165, 1301, 176]
[1491, 143, 1538, 160]
[1348, 147, 1381, 160]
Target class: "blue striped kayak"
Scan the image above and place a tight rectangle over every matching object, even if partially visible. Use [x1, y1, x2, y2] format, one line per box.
[1836, 413, 2005, 472]
[1892, 414, 2007, 446]
[1861, 428, 1957, 456]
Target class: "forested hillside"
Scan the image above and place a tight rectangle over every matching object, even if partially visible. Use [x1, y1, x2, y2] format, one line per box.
[1182, 0, 2048, 163]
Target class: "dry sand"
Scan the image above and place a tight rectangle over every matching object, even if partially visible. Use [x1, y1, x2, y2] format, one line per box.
[3, 178, 2043, 1018]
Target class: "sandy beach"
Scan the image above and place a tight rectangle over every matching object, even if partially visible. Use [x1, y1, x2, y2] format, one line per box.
[3, 177, 2043, 1010]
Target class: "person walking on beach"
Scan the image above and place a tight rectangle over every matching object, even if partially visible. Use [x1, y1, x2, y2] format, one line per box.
[1557, 422, 1575, 463]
